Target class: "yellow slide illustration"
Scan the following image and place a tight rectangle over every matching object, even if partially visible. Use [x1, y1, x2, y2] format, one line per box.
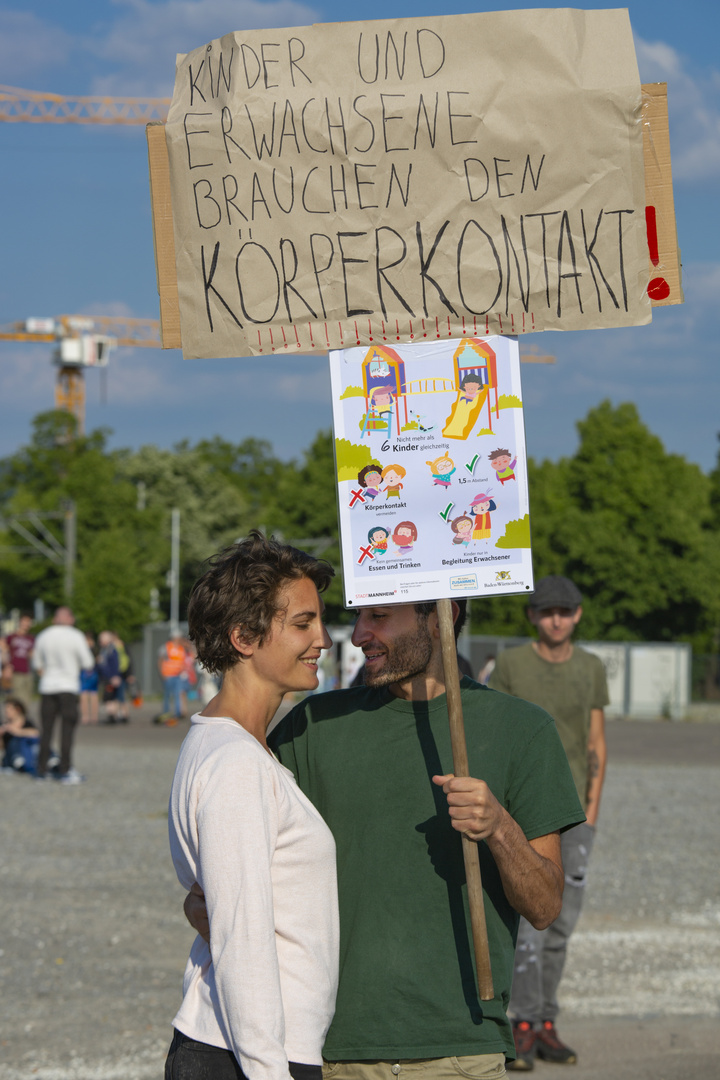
[442, 386, 488, 439]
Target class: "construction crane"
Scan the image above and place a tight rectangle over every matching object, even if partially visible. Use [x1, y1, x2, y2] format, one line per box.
[0, 316, 161, 432]
[0, 85, 169, 124]
[0, 87, 170, 431]
[1, 311, 552, 433]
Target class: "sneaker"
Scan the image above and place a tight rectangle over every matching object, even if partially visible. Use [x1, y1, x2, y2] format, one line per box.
[507, 1020, 536, 1071]
[535, 1022, 577, 1064]
[57, 769, 87, 785]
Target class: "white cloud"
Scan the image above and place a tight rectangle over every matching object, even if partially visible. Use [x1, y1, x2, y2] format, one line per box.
[80, 299, 138, 319]
[88, 0, 322, 96]
[635, 35, 720, 183]
[0, 1, 321, 99]
[520, 258, 720, 470]
[0, 345, 58, 409]
[0, 11, 75, 86]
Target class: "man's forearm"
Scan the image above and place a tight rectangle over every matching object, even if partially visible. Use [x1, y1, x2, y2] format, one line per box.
[485, 814, 564, 930]
[585, 751, 605, 826]
[432, 773, 565, 929]
[585, 709, 607, 827]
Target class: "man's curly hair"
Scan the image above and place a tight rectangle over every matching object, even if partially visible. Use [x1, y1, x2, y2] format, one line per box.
[187, 531, 334, 674]
[414, 599, 467, 641]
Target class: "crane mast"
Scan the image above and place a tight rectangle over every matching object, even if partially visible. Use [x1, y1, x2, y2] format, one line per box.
[0, 316, 162, 432]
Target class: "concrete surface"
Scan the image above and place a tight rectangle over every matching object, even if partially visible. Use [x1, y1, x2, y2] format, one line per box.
[0, 712, 718, 1078]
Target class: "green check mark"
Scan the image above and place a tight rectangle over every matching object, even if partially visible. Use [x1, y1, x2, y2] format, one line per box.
[439, 503, 454, 522]
[465, 455, 479, 474]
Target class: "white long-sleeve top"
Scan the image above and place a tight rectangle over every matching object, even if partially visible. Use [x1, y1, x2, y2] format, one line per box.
[33, 624, 95, 694]
[169, 713, 339, 1080]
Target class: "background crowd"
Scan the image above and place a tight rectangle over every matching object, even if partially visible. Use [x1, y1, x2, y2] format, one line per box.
[0, 612, 217, 778]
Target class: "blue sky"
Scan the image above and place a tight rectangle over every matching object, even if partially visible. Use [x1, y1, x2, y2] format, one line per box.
[1, 1, 718, 471]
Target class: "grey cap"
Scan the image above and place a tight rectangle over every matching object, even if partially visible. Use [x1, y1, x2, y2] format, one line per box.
[528, 575, 582, 610]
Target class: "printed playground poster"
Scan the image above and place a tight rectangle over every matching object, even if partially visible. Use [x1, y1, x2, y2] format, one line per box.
[330, 337, 534, 607]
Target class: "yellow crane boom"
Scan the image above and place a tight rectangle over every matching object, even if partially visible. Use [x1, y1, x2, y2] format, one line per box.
[0, 85, 169, 125]
[0, 315, 161, 349]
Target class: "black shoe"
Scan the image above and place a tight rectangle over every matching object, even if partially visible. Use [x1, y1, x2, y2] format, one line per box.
[535, 1022, 577, 1064]
[507, 1020, 536, 1071]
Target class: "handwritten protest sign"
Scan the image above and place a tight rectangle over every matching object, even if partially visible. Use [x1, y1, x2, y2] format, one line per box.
[330, 337, 532, 606]
[164, 8, 651, 359]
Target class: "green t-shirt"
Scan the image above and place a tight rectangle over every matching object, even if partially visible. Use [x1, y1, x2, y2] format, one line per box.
[489, 643, 610, 808]
[270, 678, 584, 1062]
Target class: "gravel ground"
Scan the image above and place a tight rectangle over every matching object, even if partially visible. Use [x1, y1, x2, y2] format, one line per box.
[0, 714, 718, 1078]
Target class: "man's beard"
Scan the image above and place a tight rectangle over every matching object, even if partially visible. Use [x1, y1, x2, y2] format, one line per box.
[363, 623, 433, 688]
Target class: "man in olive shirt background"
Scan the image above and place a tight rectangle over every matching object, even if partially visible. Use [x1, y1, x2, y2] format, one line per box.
[489, 576, 609, 1071]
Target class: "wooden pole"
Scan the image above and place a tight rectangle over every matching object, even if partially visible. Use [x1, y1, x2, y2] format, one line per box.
[436, 598, 494, 1001]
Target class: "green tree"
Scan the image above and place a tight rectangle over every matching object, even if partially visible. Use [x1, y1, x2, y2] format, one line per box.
[265, 431, 347, 620]
[471, 402, 720, 648]
[0, 412, 158, 637]
[709, 432, 720, 530]
[193, 436, 288, 519]
[559, 401, 716, 644]
[116, 442, 253, 621]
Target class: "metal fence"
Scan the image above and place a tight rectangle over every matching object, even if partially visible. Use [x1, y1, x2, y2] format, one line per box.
[457, 633, 693, 720]
[133, 622, 696, 721]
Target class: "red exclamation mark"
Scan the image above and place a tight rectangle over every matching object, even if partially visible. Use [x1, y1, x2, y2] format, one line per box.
[645, 206, 670, 301]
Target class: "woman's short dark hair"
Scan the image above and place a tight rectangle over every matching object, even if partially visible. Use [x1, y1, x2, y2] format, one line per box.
[188, 531, 334, 674]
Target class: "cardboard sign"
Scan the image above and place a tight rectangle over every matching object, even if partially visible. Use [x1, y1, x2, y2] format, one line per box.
[148, 83, 681, 352]
[162, 8, 652, 359]
[330, 337, 533, 605]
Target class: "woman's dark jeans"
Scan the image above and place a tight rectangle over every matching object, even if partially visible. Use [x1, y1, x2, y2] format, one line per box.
[165, 1029, 323, 1080]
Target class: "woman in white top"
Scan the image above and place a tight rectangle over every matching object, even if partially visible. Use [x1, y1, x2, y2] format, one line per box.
[166, 532, 339, 1080]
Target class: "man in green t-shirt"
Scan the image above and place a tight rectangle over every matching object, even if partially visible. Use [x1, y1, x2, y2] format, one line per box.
[186, 598, 584, 1078]
[489, 576, 609, 1071]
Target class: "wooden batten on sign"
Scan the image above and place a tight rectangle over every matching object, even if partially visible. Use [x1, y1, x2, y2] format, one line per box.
[146, 122, 182, 350]
[642, 83, 683, 306]
[146, 85, 682, 351]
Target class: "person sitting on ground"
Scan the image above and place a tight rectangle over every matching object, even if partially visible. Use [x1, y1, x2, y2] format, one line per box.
[1, 697, 40, 775]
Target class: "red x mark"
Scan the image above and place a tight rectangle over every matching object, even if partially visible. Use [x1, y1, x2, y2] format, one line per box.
[349, 487, 366, 507]
[357, 544, 375, 564]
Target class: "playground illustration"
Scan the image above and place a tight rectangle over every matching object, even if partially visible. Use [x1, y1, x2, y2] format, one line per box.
[350, 338, 504, 443]
[329, 337, 534, 607]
